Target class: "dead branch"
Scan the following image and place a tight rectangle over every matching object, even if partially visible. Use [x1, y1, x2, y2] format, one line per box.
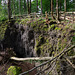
[64, 56, 75, 69]
[19, 45, 75, 75]
[68, 56, 75, 59]
[10, 57, 53, 61]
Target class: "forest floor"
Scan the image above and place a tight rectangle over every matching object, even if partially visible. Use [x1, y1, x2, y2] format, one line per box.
[0, 17, 75, 75]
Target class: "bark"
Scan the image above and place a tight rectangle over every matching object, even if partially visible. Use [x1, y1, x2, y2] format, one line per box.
[41, 0, 43, 14]
[29, 0, 31, 13]
[64, 0, 66, 20]
[36, 0, 38, 13]
[51, 0, 53, 18]
[59, 0, 61, 11]
[19, 0, 21, 15]
[56, 0, 59, 20]
[8, 0, 11, 21]
[13, 0, 15, 15]
[27, 0, 29, 14]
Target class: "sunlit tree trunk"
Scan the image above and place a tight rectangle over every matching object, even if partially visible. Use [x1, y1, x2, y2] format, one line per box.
[8, 0, 11, 21]
[36, 0, 38, 13]
[41, 0, 43, 14]
[64, 0, 66, 20]
[56, 0, 59, 20]
[51, 0, 53, 18]
[27, 0, 29, 14]
[19, 0, 21, 15]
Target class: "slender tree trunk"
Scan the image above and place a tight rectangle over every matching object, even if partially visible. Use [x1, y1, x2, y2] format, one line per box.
[29, 0, 31, 13]
[24, 0, 26, 13]
[64, 0, 66, 20]
[27, 0, 29, 14]
[41, 0, 43, 14]
[19, 0, 21, 15]
[36, 0, 38, 13]
[13, 0, 15, 15]
[8, 0, 11, 21]
[56, 0, 59, 20]
[51, 0, 53, 18]
[17, 0, 18, 14]
[59, 0, 61, 11]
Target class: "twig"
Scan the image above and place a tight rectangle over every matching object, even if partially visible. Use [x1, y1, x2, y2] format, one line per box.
[64, 56, 75, 69]
[47, 62, 56, 75]
[35, 63, 51, 75]
[68, 55, 75, 59]
[19, 45, 75, 75]
[0, 59, 9, 73]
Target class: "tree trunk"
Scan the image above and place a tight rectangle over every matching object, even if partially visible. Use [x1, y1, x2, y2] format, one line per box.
[41, 0, 43, 14]
[51, 0, 53, 18]
[64, 0, 66, 20]
[27, 0, 29, 14]
[56, 0, 59, 20]
[13, 0, 15, 15]
[24, 0, 26, 13]
[29, 0, 31, 13]
[36, 0, 38, 13]
[19, 0, 21, 15]
[8, 0, 11, 21]
[16, 0, 18, 14]
[59, 0, 61, 11]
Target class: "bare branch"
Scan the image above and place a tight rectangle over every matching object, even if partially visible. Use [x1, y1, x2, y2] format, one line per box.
[10, 57, 53, 61]
[64, 57, 75, 69]
[19, 45, 75, 75]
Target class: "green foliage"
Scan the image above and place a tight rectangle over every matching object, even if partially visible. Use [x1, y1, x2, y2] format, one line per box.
[7, 66, 22, 75]
[49, 24, 56, 30]
[0, 22, 8, 40]
[0, 5, 7, 21]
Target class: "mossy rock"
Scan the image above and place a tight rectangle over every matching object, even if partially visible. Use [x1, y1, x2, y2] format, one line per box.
[7, 66, 22, 75]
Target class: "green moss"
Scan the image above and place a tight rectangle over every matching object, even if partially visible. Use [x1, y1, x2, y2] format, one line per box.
[64, 25, 69, 30]
[7, 66, 22, 75]
[49, 24, 56, 30]
[19, 19, 30, 25]
[0, 23, 8, 40]
[67, 50, 75, 56]
[56, 61, 61, 73]
[55, 27, 61, 31]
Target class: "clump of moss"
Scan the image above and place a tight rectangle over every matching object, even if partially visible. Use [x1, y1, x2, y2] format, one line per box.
[7, 66, 22, 75]
[0, 21, 8, 40]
